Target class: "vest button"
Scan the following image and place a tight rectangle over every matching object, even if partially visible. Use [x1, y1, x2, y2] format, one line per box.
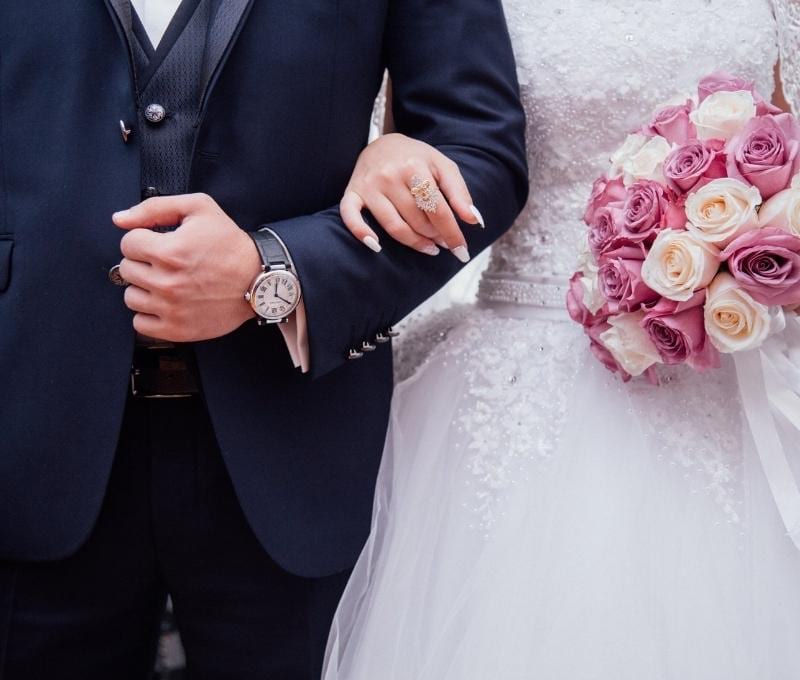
[144, 103, 167, 124]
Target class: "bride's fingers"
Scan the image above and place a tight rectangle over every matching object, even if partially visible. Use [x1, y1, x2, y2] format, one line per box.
[432, 154, 484, 229]
[340, 190, 382, 252]
[367, 194, 441, 256]
[387, 182, 467, 261]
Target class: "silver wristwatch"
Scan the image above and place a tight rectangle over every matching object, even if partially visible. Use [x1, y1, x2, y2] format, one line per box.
[244, 228, 302, 324]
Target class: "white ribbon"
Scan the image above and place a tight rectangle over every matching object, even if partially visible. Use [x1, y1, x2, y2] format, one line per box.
[733, 314, 800, 551]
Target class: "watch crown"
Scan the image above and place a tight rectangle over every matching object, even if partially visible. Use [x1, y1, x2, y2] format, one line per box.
[244, 291, 252, 301]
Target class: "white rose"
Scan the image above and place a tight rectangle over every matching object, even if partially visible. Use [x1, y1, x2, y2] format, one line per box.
[704, 272, 774, 353]
[758, 173, 800, 236]
[684, 178, 761, 247]
[641, 229, 720, 302]
[599, 311, 662, 376]
[576, 236, 606, 314]
[621, 135, 673, 186]
[580, 265, 606, 315]
[609, 133, 648, 179]
[689, 90, 757, 141]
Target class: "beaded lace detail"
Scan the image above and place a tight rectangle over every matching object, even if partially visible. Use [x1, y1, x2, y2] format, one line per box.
[396, 0, 785, 532]
[478, 0, 778, 303]
[774, 0, 800, 116]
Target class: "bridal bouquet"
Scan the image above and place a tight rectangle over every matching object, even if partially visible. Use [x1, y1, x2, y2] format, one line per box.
[569, 73, 800, 381]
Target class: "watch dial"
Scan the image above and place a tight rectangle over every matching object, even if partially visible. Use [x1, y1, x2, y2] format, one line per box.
[255, 272, 300, 319]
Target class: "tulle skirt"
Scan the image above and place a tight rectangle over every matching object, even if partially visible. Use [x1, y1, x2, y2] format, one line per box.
[323, 303, 800, 680]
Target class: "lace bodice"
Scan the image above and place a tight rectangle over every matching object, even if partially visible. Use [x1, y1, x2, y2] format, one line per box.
[479, 0, 780, 306]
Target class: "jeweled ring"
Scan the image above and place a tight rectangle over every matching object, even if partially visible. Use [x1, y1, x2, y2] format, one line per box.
[410, 175, 441, 214]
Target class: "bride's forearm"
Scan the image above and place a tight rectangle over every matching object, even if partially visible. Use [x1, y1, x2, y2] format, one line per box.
[773, 60, 792, 113]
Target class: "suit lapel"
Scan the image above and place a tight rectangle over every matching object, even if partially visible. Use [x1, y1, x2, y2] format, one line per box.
[103, 0, 133, 36]
[102, 0, 139, 95]
[200, 0, 254, 107]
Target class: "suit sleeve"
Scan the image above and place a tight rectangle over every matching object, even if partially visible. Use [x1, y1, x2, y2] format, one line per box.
[267, 0, 529, 379]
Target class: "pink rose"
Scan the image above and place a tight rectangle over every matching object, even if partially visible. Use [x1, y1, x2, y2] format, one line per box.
[567, 272, 606, 327]
[584, 175, 627, 225]
[663, 139, 727, 194]
[726, 114, 800, 200]
[621, 180, 685, 243]
[586, 322, 631, 381]
[646, 100, 696, 145]
[698, 72, 781, 116]
[720, 227, 800, 306]
[641, 292, 720, 371]
[598, 245, 659, 313]
[588, 205, 624, 257]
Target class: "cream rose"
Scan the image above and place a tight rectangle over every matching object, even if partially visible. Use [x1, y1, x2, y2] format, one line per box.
[620, 135, 672, 186]
[599, 311, 662, 376]
[689, 90, 757, 141]
[608, 133, 648, 179]
[684, 178, 761, 247]
[641, 229, 720, 302]
[758, 173, 800, 236]
[704, 272, 774, 353]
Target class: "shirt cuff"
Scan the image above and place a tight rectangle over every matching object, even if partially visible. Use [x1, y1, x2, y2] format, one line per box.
[277, 300, 310, 373]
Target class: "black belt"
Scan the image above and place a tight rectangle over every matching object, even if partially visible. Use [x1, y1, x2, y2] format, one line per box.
[131, 345, 201, 399]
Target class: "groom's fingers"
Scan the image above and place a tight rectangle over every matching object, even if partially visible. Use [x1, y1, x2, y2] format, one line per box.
[113, 193, 213, 230]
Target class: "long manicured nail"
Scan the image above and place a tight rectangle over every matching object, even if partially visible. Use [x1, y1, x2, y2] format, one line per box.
[421, 244, 441, 256]
[470, 205, 485, 229]
[362, 235, 382, 253]
[451, 245, 471, 263]
[112, 210, 130, 221]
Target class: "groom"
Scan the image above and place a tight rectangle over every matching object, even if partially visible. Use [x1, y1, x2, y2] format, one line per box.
[0, 1, 527, 677]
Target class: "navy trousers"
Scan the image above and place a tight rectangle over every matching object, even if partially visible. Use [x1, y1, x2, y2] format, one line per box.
[0, 396, 350, 679]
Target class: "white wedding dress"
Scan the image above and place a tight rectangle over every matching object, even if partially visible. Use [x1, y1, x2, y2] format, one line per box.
[324, 2, 800, 678]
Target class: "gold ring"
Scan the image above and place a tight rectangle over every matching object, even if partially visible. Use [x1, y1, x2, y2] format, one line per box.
[410, 176, 441, 214]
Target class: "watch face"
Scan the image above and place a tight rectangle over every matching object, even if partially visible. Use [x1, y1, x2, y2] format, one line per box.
[252, 271, 301, 320]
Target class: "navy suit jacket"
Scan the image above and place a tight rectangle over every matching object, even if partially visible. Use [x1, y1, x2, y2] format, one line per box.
[0, 0, 528, 576]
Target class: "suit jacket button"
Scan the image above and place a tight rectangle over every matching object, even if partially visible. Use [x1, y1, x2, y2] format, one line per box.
[348, 348, 364, 360]
[144, 103, 167, 124]
[361, 341, 377, 352]
[375, 332, 391, 344]
[142, 186, 160, 199]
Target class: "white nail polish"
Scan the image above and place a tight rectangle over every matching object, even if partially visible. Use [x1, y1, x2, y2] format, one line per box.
[451, 245, 471, 263]
[362, 235, 382, 253]
[470, 205, 485, 229]
[434, 237, 448, 248]
[421, 244, 441, 256]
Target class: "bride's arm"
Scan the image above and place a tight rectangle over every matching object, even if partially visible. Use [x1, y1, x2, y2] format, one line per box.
[774, 61, 792, 112]
[343, 80, 480, 260]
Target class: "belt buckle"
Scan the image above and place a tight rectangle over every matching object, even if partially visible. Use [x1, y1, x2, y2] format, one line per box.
[130, 352, 199, 400]
[130, 368, 194, 399]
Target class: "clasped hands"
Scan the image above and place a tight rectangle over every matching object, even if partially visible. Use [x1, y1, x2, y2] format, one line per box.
[113, 134, 478, 342]
[113, 193, 261, 342]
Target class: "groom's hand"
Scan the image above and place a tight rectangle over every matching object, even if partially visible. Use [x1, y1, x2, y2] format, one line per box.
[113, 193, 261, 342]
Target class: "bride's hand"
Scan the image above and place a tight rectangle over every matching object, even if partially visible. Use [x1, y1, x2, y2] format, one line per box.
[340, 133, 484, 262]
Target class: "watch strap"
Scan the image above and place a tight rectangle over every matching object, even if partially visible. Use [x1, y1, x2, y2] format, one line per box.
[251, 229, 289, 270]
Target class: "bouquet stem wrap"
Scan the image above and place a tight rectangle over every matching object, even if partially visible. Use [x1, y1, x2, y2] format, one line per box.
[734, 315, 800, 549]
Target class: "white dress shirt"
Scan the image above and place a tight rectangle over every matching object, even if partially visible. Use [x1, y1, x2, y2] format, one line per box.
[130, 0, 311, 371]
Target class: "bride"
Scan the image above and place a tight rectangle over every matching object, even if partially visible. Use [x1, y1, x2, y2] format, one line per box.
[323, 1, 800, 678]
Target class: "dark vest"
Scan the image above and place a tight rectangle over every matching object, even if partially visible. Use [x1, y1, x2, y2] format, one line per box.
[129, 0, 210, 201]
